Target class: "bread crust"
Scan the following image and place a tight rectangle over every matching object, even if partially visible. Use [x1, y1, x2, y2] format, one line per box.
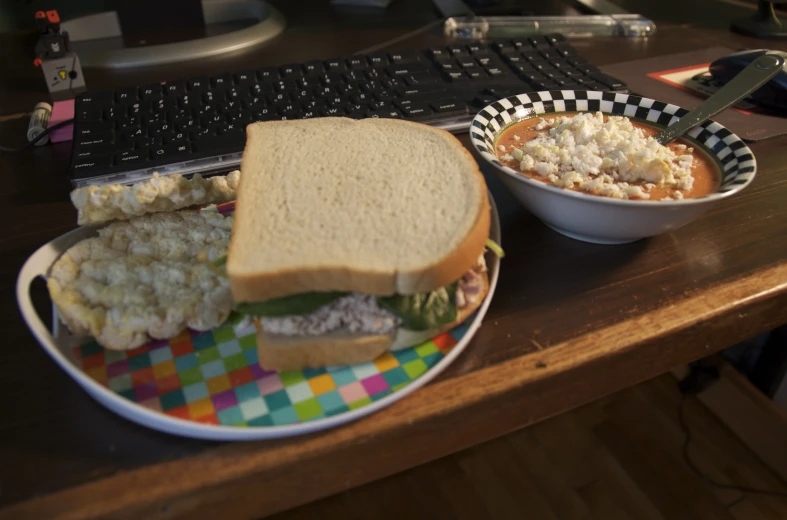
[229, 118, 490, 301]
[255, 271, 489, 371]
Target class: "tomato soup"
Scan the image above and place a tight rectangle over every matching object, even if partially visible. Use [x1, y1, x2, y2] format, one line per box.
[495, 113, 721, 201]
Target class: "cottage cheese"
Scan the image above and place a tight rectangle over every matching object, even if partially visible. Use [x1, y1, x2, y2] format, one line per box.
[507, 112, 696, 200]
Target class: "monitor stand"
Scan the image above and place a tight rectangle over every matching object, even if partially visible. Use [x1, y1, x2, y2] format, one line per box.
[61, 0, 285, 69]
[731, 0, 787, 39]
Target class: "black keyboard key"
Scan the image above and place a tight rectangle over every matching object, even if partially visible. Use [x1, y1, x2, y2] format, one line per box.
[218, 100, 242, 113]
[447, 45, 466, 56]
[77, 92, 113, 106]
[72, 154, 113, 173]
[140, 85, 163, 101]
[114, 87, 137, 103]
[584, 80, 608, 90]
[457, 58, 477, 69]
[195, 104, 218, 117]
[428, 48, 448, 59]
[163, 82, 186, 97]
[234, 70, 256, 86]
[473, 94, 498, 106]
[116, 150, 146, 164]
[503, 54, 525, 66]
[510, 39, 529, 49]
[190, 128, 214, 140]
[546, 33, 566, 44]
[515, 63, 537, 73]
[491, 42, 515, 53]
[430, 99, 467, 114]
[153, 98, 177, 112]
[167, 108, 191, 121]
[434, 58, 458, 72]
[121, 127, 146, 140]
[387, 64, 430, 77]
[164, 132, 189, 144]
[277, 64, 301, 79]
[367, 53, 389, 67]
[445, 71, 470, 82]
[226, 87, 251, 101]
[175, 118, 199, 131]
[589, 73, 626, 89]
[519, 71, 547, 83]
[389, 51, 422, 64]
[466, 70, 486, 80]
[466, 43, 487, 54]
[401, 103, 433, 118]
[320, 107, 346, 117]
[395, 85, 446, 97]
[366, 109, 402, 119]
[346, 57, 369, 70]
[303, 61, 325, 77]
[403, 72, 440, 86]
[142, 113, 164, 126]
[116, 117, 141, 130]
[539, 50, 560, 61]
[531, 79, 560, 90]
[148, 121, 174, 135]
[201, 114, 225, 128]
[475, 55, 501, 67]
[324, 59, 346, 72]
[76, 130, 114, 146]
[187, 77, 210, 92]
[555, 43, 577, 57]
[77, 107, 103, 121]
[253, 107, 279, 120]
[350, 92, 373, 104]
[149, 143, 192, 160]
[521, 50, 541, 62]
[486, 67, 506, 77]
[265, 92, 288, 105]
[211, 74, 233, 89]
[257, 66, 279, 81]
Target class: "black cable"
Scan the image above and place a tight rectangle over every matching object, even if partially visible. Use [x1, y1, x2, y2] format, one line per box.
[678, 393, 787, 499]
[0, 118, 75, 153]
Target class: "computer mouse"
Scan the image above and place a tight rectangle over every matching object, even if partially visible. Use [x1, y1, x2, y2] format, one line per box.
[709, 49, 787, 114]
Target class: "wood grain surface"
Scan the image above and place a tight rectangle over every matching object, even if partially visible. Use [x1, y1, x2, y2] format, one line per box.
[1, 0, 786, 517]
[269, 371, 787, 520]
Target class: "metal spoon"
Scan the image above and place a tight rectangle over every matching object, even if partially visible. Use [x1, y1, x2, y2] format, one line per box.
[654, 52, 785, 145]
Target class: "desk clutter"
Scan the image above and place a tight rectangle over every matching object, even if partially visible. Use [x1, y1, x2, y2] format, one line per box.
[67, 33, 626, 187]
[601, 47, 787, 142]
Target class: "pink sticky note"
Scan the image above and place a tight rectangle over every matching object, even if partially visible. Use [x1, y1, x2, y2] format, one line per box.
[48, 99, 74, 143]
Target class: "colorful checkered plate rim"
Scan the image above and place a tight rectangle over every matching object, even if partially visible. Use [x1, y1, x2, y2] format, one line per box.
[72, 320, 474, 430]
[20, 195, 500, 440]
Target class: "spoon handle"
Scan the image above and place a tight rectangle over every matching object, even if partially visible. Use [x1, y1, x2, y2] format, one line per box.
[655, 52, 785, 145]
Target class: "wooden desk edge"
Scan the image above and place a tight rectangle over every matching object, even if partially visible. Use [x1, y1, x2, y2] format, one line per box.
[4, 262, 787, 520]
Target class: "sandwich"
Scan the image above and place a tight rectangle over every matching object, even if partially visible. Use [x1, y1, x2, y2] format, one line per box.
[227, 117, 498, 371]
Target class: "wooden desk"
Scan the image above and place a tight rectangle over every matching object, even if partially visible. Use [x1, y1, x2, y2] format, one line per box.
[2, 2, 787, 518]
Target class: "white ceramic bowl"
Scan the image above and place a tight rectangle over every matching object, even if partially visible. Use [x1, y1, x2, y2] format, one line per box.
[470, 91, 757, 244]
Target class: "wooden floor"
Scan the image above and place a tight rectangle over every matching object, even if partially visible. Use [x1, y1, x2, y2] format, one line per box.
[270, 373, 787, 520]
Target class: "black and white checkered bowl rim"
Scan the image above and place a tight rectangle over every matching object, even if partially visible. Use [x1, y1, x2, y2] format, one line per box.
[470, 91, 756, 205]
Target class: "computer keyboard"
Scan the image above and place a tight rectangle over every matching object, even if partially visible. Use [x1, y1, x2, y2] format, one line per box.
[69, 34, 627, 187]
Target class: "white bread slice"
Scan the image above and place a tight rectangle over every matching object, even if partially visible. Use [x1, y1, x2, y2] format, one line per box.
[254, 271, 489, 371]
[228, 117, 490, 302]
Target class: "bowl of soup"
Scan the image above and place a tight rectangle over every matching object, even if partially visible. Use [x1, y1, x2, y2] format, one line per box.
[470, 91, 756, 244]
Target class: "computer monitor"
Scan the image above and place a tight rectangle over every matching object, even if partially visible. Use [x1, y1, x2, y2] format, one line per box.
[61, 0, 286, 69]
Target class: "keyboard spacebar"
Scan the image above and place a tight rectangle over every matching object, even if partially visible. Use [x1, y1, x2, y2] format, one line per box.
[193, 134, 246, 154]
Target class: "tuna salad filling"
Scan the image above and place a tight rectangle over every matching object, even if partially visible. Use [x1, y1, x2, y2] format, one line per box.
[258, 255, 488, 336]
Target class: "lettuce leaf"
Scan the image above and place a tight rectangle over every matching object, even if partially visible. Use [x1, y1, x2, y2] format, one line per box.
[235, 292, 347, 317]
[378, 282, 458, 331]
